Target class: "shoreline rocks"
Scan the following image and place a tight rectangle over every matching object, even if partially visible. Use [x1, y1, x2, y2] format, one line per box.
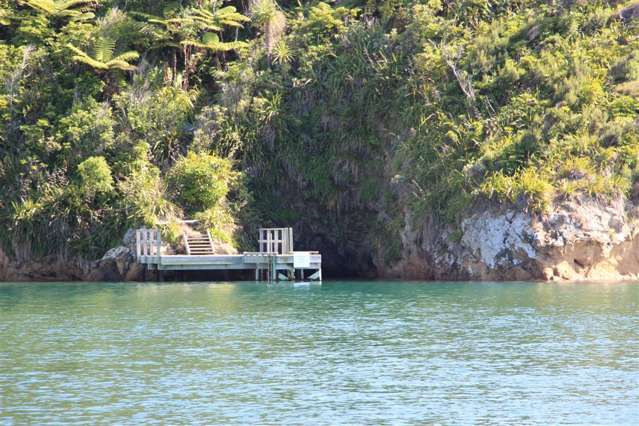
[380, 195, 639, 281]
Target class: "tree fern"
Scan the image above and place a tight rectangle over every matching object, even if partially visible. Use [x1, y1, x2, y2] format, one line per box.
[182, 32, 247, 52]
[67, 38, 139, 72]
[18, 0, 96, 19]
[189, 6, 249, 32]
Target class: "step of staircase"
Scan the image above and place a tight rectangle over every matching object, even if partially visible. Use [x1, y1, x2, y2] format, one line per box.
[184, 231, 214, 255]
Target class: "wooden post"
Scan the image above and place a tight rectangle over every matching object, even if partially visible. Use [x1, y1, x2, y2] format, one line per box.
[136, 229, 141, 259]
[288, 227, 294, 253]
[184, 233, 190, 255]
[271, 255, 276, 281]
[156, 229, 162, 264]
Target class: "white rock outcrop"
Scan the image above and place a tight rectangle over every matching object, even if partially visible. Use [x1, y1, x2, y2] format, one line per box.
[382, 195, 639, 281]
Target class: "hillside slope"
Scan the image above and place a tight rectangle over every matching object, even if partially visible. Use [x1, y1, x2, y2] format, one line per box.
[2, 0, 639, 280]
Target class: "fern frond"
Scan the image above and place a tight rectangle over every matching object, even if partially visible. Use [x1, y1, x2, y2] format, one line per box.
[111, 50, 139, 63]
[94, 37, 115, 63]
[67, 42, 138, 72]
[217, 5, 249, 21]
[104, 59, 137, 71]
[59, 0, 94, 11]
[71, 53, 109, 70]
[19, 0, 55, 14]
[129, 11, 163, 21]
[21, 0, 96, 16]
[181, 37, 246, 52]
[66, 43, 89, 58]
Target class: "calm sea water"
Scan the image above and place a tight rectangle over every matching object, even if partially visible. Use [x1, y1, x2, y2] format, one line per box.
[1, 281, 638, 424]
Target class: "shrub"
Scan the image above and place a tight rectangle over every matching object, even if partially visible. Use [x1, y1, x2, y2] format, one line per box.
[118, 142, 179, 226]
[55, 100, 115, 162]
[77, 156, 114, 197]
[168, 151, 237, 214]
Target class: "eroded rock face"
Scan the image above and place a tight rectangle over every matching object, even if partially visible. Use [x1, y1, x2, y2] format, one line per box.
[382, 196, 639, 281]
[0, 231, 146, 282]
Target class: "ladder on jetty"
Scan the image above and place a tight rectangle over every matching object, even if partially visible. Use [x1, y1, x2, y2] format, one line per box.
[135, 225, 322, 282]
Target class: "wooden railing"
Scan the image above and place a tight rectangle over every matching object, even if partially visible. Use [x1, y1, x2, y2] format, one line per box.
[136, 228, 162, 260]
[258, 227, 293, 254]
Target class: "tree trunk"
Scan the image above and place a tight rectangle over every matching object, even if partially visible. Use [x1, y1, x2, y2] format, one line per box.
[182, 45, 190, 90]
[172, 49, 177, 86]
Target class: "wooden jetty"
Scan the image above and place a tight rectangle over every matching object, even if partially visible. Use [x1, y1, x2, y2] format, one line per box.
[135, 227, 322, 281]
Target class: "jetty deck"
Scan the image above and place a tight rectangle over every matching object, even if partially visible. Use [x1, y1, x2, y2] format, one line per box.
[136, 227, 322, 281]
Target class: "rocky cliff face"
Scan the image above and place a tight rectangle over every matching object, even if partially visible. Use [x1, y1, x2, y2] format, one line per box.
[380, 196, 639, 281]
[0, 230, 145, 282]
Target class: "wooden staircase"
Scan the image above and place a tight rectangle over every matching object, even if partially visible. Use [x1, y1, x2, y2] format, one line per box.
[184, 231, 214, 255]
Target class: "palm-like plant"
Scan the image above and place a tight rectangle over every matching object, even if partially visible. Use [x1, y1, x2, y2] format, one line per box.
[188, 5, 249, 33]
[18, 0, 96, 20]
[134, 10, 190, 85]
[249, 0, 286, 64]
[134, 3, 248, 89]
[67, 37, 139, 71]
[182, 31, 245, 52]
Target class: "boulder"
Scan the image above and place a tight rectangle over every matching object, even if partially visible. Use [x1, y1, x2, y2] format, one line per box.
[87, 244, 145, 282]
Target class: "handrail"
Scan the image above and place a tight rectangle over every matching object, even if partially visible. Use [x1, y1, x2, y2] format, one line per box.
[135, 228, 162, 261]
[258, 227, 293, 254]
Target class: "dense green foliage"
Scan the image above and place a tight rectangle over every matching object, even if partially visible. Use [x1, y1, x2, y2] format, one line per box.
[2, 0, 639, 261]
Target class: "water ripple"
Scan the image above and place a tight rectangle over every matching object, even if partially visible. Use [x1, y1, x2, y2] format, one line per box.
[1, 281, 638, 424]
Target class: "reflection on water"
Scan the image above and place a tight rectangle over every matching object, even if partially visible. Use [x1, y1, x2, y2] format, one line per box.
[1, 281, 638, 424]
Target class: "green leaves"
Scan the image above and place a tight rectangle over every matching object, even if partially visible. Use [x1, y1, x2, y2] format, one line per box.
[67, 39, 139, 71]
[18, 0, 96, 20]
[77, 155, 114, 197]
[190, 5, 249, 31]
[167, 151, 236, 214]
[182, 32, 246, 51]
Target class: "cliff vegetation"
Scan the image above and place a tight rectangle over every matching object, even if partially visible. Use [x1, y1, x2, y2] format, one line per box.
[2, 0, 639, 275]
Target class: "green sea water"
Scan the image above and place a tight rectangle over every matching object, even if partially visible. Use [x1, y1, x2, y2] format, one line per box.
[1, 281, 638, 424]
